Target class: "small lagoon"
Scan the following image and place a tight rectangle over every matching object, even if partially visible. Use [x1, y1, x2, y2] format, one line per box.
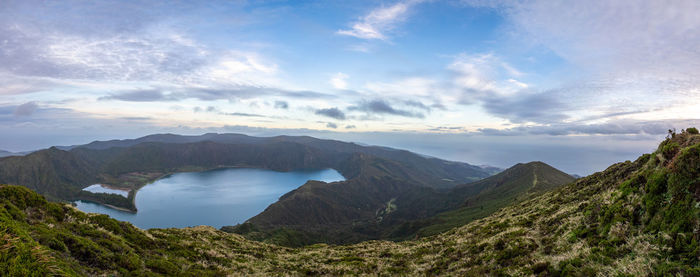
[75, 168, 344, 229]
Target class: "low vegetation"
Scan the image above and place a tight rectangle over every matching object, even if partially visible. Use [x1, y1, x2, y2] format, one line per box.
[1, 129, 699, 275]
[0, 134, 492, 216]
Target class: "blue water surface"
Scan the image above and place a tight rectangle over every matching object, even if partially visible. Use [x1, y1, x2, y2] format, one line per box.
[75, 168, 344, 229]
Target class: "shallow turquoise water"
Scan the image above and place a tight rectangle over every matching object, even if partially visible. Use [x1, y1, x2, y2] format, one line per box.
[75, 168, 344, 229]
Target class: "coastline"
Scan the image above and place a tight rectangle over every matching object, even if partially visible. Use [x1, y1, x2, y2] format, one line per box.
[103, 203, 137, 213]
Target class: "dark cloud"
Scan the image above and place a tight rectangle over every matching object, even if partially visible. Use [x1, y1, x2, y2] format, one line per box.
[100, 90, 173, 102]
[431, 103, 447, 110]
[349, 99, 425, 119]
[345, 125, 356, 129]
[315, 107, 346, 120]
[224, 112, 265, 117]
[176, 88, 260, 101]
[274, 101, 289, 109]
[403, 100, 431, 111]
[14, 102, 38, 116]
[428, 126, 466, 132]
[481, 92, 568, 124]
[100, 87, 332, 102]
[326, 122, 338, 129]
[192, 106, 265, 117]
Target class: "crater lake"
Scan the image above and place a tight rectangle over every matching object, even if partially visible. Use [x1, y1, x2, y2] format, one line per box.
[75, 168, 345, 229]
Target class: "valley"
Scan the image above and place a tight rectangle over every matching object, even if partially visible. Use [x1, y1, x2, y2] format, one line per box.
[1, 129, 698, 275]
[0, 133, 501, 243]
[2, 1, 695, 275]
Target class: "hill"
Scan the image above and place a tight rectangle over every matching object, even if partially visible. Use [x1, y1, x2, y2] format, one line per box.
[233, 160, 573, 245]
[0, 133, 496, 243]
[0, 150, 15, 158]
[382, 161, 576, 239]
[1, 128, 699, 275]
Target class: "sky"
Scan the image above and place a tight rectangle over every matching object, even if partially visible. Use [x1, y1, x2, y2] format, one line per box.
[1, 0, 699, 175]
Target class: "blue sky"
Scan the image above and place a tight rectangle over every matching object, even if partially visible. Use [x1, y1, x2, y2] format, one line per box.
[1, 0, 699, 174]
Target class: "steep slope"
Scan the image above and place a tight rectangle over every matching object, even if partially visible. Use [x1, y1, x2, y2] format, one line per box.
[232, 154, 446, 245]
[0, 133, 493, 239]
[383, 161, 576, 239]
[230, 160, 574, 245]
[1, 129, 699, 275]
[0, 147, 99, 201]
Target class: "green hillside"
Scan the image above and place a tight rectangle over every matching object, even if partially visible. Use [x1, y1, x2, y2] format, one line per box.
[0, 134, 492, 214]
[386, 161, 576, 239]
[227, 159, 573, 245]
[2, 129, 698, 275]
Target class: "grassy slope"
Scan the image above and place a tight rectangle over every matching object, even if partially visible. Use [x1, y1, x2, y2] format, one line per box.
[0, 135, 492, 213]
[413, 161, 576, 238]
[1, 130, 699, 275]
[231, 161, 573, 245]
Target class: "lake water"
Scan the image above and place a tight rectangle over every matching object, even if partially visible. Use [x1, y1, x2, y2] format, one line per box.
[75, 168, 344, 229]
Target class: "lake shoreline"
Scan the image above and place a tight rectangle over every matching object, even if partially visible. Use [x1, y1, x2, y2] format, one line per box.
[101, 165, 343, 212]
[74, 167, 345, 229]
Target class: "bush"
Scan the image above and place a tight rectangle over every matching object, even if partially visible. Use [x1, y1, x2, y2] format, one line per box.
[145, 258, 179, 274]
[661, 142, 680, 160]
[686, 127, 699, 134]
[532, 261, 549, 274]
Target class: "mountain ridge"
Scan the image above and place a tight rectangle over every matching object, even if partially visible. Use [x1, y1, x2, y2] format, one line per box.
[230, 160, 574, 245]
[0, 133, 501, 244]
[1, 129, 698, 275]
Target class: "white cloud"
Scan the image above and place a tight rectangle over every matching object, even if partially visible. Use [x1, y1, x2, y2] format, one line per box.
[0, 22, 286, 98]
[329, 72, 349, 89]
[448, 53, 527, 96]
[455, 0, 700, 124]
[204, 51, 280, 87]
[507, 79, 528, 88]
[469, 0, 700, 81]
[449, 53, 499, 93]
[501, 62, 523, 77]
[337, 0, 423, 40]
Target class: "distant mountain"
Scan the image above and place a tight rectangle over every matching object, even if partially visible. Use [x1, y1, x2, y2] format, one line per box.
[0, 150, 13, 158]
[0, 149, 27, 158]
[2, 129, 698, 275]
[478, 164, 503, 175]
[0, 133, 493, 218]
[229, 161, 574, 245]
[0, 149, 39, 157]
[57, 133, 264, 151]
[0, 133, 572, 246]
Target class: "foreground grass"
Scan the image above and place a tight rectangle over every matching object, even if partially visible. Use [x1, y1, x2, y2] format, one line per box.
[1, 129, 699, 275]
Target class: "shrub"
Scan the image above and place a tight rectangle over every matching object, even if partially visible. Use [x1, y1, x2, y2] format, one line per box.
[146, 258, 179, 274]
[661, 142, 680, 160]
[686, 127, 699, 134]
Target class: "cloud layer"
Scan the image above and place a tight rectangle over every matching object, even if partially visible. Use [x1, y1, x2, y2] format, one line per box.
[0, 0, 698, 165]
[337, 1, 422, 40]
